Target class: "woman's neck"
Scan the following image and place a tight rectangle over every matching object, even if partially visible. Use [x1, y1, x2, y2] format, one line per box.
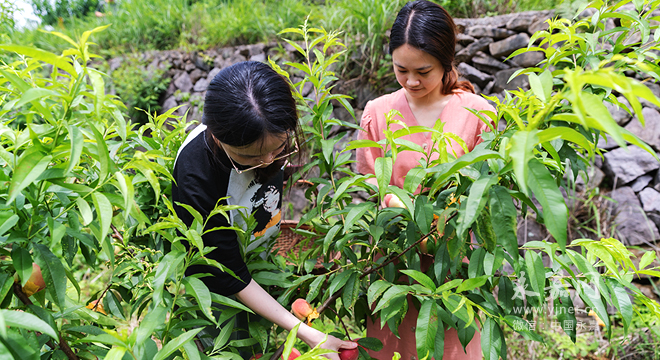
[405, 90, 454, 128]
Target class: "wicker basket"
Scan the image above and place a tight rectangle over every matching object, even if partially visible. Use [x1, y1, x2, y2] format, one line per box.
[275, 220, 337, 269]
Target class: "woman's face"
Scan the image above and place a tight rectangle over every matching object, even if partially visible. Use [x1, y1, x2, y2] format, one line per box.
[217, 133, 289, 168]
[391, 44, 445, 101]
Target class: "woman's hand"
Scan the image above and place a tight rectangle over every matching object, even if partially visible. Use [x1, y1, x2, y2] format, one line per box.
[299, 330, 357, 360]
[384, 193, 405, 208]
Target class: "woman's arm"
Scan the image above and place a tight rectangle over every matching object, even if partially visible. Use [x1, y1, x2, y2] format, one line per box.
[235, 279, 357, 360]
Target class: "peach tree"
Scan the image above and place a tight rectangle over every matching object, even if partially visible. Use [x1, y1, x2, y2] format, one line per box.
[269, 1, 660, 359]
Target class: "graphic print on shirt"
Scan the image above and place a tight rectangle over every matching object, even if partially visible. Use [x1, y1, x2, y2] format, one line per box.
[227, 172, 283, 253]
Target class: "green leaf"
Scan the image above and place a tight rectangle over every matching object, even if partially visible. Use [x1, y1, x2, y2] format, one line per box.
[0, 310, 58, 339]
[343, 202, 373, 234]
[404, 168, 426, 194]
[13, 87, 60, 109]
[638, 251, 656, 270]
[0, 45, 76, 75]
[92, 192, 113, 244]
[153, 328, 203, 360]
[135, 306, 167, 346]
[553, 287, 577, 343]
[7, 149, 52, 204]
[498, 276, 515, 313]
[401, 270, 436, 292]
[65, 125, 83, 174]
[375, 156, 393, 202]
[480, 317, 505, 360]
[606, 278, 632, 334]
[536, 127, 593, 156]
[282, 323, 301, 360]
[76, 197, 93, 226]
[11, 247, 32, 288]
[33, 244, 67, 309]
[489, 186, 519, 264]
[456, 275, 489, 293]
[342, 271, 360, 311]
[368, 280, 391, 307]
[527, 159, 568, 250]
[416, 300, 438, 360]
[428, 149, 502, 192]
[182, 277, 213, 319]
[524, 250, 546, 306]
[0, 214, 18, 236]
[88, 121, 110, 182]
[528, 70, 552, 102]
[457, 175, 497, 239]
[508, 130, 539, 196]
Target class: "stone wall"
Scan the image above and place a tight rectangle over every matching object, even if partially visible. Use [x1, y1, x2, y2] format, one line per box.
[108, 8, 660, 250]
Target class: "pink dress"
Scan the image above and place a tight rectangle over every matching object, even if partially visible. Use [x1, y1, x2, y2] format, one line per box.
[356, 88, 495, 360]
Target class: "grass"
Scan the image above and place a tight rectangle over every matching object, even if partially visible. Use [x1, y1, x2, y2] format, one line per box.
[8, 0, 566, 57]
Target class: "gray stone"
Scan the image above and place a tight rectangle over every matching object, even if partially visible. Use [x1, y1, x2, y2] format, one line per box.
[465, 26, 516, 39]
[493, 68, 529, 93]
[162, 96, 178, 113]
[576, 165, 605, 191]
[608, 187, 660, 245]
[649, 213, 660, 231]
[184, 62, 196, 72]
[506, 17, 535, 32]
[597, 133, 619, 150]
[189, 68, 204, 84]
[455, 37, 493, 63]
[455, 44, 464, 53]
[509, 51, 545, 68]
[226, 53, 247, 66]
[639, 187, 660, 212]
[206, 67, 221, 83]
[193, 78, 209, 92]
[471, 52, 510, 74]
[482, 80, 495, 95]
[457, 62, 494, 88]
[457, 33, 476, 46]
[529, 18, 550, 34]
[108, 57, 123, 72]
[631, 175, 653, 193]
[603, 145, 660, 185]
[625, 107, 660, 150]
[173, 72, 193, 93]
[517, 216, 547, 246]
[604, 97, 632, 126]
[192, 52, 210, 71]
[489, 33, 531, 59]
[214, 56, 225, 69]
[249, 53, 266, 62]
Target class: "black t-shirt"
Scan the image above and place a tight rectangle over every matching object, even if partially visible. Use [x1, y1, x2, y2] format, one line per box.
[172, 125, 283, 296]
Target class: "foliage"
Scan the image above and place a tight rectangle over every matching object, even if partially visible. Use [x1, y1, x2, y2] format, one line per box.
[0, 26, 255, 359]
[110, 56, 171, 125]
[30, 0, 100, 26]
[268, 1, 660, 359]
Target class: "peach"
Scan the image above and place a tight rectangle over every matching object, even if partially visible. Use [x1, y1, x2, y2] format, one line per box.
[249, 354, 263, 360]
[386, 195, 405, 208]
[292, 298, 313, 320]
[281, 348, 301, 360]
[339, 347, 359, 360]
[21, 263, 46, 297]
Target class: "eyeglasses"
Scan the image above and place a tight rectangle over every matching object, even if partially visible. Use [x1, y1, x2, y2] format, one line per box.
[218, 135, 299, 174]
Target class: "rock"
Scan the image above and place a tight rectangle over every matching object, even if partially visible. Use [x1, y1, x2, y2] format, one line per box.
[249, 53, 266, 62]
[457, 62, 494, 88]
[489, 33, 531, 59]
[455, 44, 464, 53]
[631, 175, 653, 193]
[493, 68, 529, 93]
[226, 53, 247, 67]
[517, 216, 547, 246]
[108, 57, 123, 72]
[173, 72, 193, 93]
[465, 26, 516, 39]
[193, 78, 209, 92]
[214, 56, 226, 69]
[624, 107, 660, 150]
[607, 187, 660, 245]
[602, 145, 660, 185]
[162, 96, 178, 113]
[509, 51, 544, 68]
[457, 33, 476, 46]
[206, 67, 221, 83]
[189, 68, 204, 84]
[649, 213, 660, 231]
[596, 133, 619, 150]
[529, 18, 550, 34]
[575, 165, 605, 191]
[482, 80, 495, 95]
[471, 52, 510, 74]
[506, 17, 535, 32]
[184, 62, 197, 72]
[455, 37, 493, 63]
[639, 187, 660, 212]
[604, 97, 632, 126]
[192, 52, 210, 71]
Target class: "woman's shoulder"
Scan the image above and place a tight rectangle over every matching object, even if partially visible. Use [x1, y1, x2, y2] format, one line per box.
[453, 90, 495, 111]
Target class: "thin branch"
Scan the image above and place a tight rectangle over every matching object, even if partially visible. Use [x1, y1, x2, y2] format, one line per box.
[326, 307, 351, 341]
[13, 283, 79, 360]
[360, 212, 458, 280]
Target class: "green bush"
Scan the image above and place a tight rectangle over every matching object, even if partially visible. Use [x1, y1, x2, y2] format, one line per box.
[30, 0, 100, 26]
[111, 56, 171, 125]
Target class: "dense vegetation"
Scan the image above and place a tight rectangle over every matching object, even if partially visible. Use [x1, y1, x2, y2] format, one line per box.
[1, 0, 660, 359]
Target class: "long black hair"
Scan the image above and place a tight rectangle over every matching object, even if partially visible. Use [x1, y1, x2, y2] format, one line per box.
[390, 0, 475, 94]
[203, 61, 300, 180]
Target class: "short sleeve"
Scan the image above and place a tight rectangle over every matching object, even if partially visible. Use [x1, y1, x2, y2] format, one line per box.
[356, 102, 385, 176]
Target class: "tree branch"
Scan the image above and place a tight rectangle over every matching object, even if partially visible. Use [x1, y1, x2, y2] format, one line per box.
[13, 283, 79, 360]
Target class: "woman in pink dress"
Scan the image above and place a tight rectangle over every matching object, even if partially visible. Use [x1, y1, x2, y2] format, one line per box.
[355, 1, 495, 359]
